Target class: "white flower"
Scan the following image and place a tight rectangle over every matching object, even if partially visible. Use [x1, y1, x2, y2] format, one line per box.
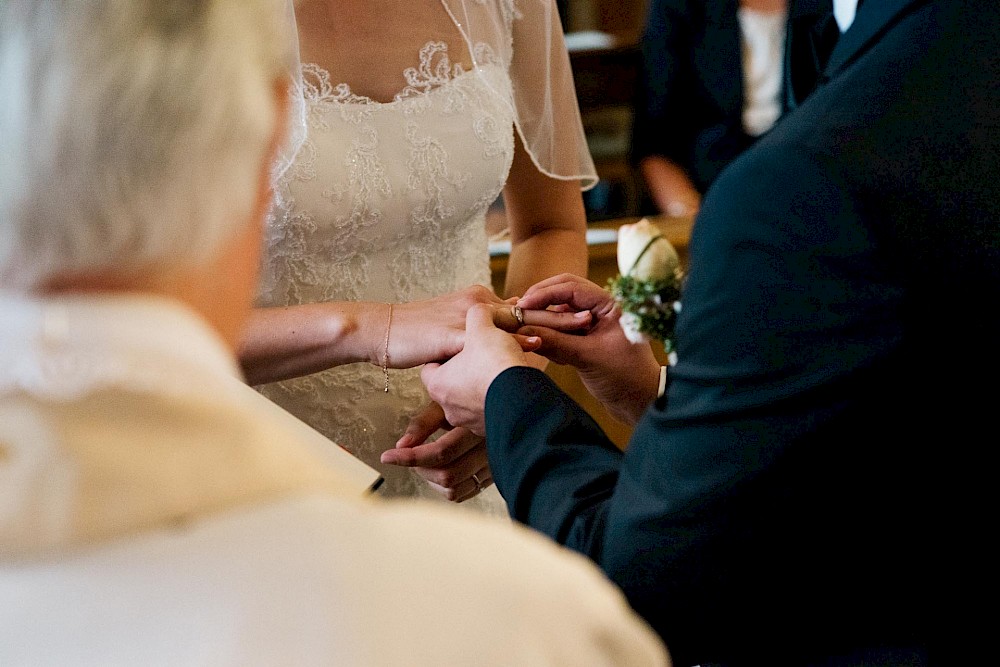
[617, 218, 680, 282]
[618, 311, 649, 344]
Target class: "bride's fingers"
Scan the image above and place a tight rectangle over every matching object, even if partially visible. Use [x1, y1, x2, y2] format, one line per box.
[503, 296, 571, 312]
[491, 303, 591, 332]
[491, 303, 523, 331]
[382, 425, 480, 469]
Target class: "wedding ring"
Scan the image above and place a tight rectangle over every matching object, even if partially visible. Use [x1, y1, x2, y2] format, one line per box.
[472, 473, 484, 492]
[512, 305, 525, 327]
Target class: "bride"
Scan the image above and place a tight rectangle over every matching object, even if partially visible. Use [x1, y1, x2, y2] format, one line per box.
[240, 0, 596, 515]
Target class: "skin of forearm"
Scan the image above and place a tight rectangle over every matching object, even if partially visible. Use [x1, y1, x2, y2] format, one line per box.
[504, 228, 587, 298]
[238, 301, 384, 385]
[501, 129, 588, 298]
[640, 155, 701, 216]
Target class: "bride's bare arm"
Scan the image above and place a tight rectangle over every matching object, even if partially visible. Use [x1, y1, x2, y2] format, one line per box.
[499, 133, 589, 374]
[238, 285, 590, 386]
[239, 300, 386, 386]
[239, 287, 496, 386]
[501, 134, 588, 299]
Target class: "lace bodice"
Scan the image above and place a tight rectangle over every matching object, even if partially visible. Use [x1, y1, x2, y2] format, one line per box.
[255, 42, 514, 514]
[259, 42, 513, 307]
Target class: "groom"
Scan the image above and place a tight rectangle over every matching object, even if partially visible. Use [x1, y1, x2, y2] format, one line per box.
[423, 0, 999, 664]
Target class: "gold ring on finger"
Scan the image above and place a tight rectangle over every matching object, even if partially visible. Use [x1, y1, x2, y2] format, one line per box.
[511, 305, 525, 327]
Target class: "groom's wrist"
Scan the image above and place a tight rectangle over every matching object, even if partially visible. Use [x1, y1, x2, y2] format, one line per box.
[485, 366, 554, 426]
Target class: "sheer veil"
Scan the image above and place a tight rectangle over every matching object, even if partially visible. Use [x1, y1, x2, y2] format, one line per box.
[274, 0, 597, 191]
[441, 0, 598, 190]
[271, 0, 307, 183]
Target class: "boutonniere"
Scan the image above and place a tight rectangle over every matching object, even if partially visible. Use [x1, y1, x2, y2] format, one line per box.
[608, 218, 684, 354]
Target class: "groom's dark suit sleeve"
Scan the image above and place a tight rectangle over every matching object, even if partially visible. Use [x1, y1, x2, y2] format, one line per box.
[486, 1, 999, 664]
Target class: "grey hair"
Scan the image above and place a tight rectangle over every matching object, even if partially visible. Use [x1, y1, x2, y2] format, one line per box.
[0, 0, 291, 289]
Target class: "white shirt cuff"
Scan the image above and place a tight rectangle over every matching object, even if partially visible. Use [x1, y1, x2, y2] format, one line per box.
[657, 365, 668, 399]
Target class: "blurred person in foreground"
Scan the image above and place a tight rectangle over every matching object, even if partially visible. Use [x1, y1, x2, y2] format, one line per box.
[0, 2, 667, 665]
[422, 0, 999, 664]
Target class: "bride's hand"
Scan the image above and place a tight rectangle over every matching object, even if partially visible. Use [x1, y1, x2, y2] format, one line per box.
[383, 285, 591, 369]
[381, 402, 494, 503]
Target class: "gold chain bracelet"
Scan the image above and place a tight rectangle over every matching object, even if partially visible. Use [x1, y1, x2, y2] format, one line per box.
[382, 303, 393, 393]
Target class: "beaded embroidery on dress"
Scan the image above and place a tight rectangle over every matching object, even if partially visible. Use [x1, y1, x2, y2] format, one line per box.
[256, 40, 514, 516]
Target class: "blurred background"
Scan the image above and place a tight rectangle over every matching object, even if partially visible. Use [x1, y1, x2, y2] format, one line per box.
[559, 0, 651, 222]
[484, 0, 650, 233]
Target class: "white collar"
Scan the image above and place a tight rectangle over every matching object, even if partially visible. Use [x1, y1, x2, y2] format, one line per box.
[833, 0, 859, 32]
[0, 292, 241, 401]
[0, 292, 372, 559]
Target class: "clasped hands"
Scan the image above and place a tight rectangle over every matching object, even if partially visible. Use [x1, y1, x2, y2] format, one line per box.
[381, 277, 662, 502]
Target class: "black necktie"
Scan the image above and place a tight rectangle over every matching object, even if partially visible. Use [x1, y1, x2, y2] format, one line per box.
[783, 0, 839, 110]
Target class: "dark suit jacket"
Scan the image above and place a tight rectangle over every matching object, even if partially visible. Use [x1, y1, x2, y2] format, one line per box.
[782, 0, 837, 111]
[488, 1, 999, 664]
[630, 0, 762, 195]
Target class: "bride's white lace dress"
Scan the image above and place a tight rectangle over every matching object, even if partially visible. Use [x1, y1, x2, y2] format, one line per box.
[255, 42, 513, 515]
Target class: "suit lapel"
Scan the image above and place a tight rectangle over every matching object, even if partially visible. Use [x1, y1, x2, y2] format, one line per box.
[783, 0, 837, 110]
[695, 0, 743, 119]
[823, 0, 926, 78]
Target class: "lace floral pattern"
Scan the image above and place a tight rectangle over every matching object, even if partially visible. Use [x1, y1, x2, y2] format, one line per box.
[256, 42, 514, 515]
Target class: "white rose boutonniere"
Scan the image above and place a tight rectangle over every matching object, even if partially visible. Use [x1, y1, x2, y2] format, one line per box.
[608, 218, 684, 353]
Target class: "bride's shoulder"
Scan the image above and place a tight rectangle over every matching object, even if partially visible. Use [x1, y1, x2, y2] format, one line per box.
[466, 0, 520, 25]
[488, 0, 560, 30]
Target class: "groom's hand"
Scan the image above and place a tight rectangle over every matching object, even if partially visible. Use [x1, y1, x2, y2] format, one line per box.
[422, 304, 533, 436]
[517, 274, 661, 425]
[381, 402, 494, 503]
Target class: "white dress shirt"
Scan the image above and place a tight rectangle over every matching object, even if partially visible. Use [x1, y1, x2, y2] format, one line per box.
[737, 7, 787, 137]
[0, 293, 669, 666]
[833, 0, 860, 32]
